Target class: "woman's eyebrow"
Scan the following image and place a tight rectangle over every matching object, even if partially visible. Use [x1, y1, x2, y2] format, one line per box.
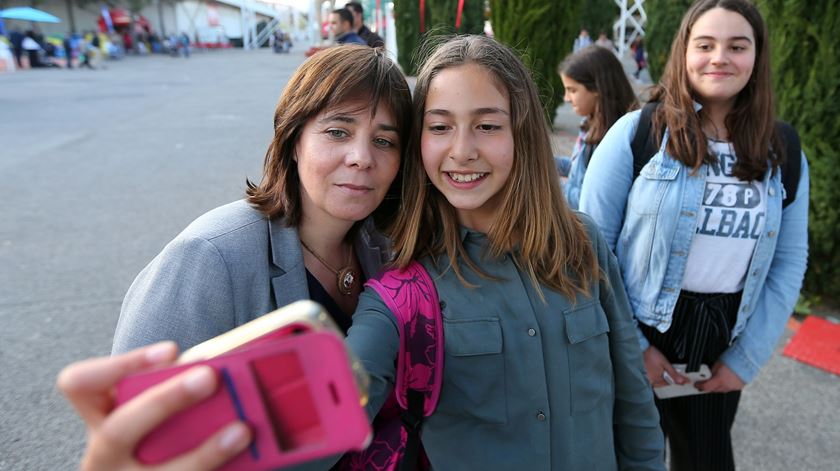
[691, 35, 753, 43]
[377, 123, 399, 132]
[318, 114, 357, 124]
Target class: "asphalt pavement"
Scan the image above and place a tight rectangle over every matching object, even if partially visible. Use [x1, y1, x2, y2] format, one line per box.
[1, 46, 836, 470]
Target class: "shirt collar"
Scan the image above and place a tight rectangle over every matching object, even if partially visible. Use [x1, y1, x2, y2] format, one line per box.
[458, 225, 487, 244]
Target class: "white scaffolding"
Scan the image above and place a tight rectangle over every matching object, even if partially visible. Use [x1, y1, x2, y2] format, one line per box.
[613, 0, 647, 56]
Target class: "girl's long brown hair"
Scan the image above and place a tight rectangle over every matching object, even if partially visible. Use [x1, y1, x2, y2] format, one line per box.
[390, 35, 599, 300]
[650, 0, 782, 180]
[559, 45, 639, 144]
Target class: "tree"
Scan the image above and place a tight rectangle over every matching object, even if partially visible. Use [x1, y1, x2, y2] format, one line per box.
[759, 0, 840, 296]
[643, 0, 692, 82]
[490, 0, 582, 122]
[394, 0, 425, 75]
[580, 0, 619, 42]
[394, 0, 485, 76]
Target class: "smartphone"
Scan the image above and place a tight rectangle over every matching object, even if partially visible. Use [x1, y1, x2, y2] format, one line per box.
[178, 300, 369, 405]
[653, 363, 712, 400]
[115, 300, 372, 471]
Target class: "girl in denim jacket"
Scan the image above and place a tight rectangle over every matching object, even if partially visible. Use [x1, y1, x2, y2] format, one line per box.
[580, 0, 809, 469]
[557, 45, 638, 209]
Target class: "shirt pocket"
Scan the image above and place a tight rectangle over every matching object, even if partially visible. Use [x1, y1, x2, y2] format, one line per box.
[628, 160, 680, 216]
[438, 317, 507, 424]
[564, 302, 613, 413]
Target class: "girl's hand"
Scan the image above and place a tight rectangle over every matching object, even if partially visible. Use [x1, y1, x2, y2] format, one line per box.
[695, 361, 745, 393]
[642, 345, 688, 387]
[57, 342, 251, 471]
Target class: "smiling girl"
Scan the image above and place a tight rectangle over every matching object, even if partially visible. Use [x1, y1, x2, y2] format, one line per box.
[345, 35, 664, 470]
[580, 0, 809, 469]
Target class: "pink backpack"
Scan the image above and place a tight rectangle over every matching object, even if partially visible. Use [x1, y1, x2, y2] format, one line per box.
[335, 261, 444, 471]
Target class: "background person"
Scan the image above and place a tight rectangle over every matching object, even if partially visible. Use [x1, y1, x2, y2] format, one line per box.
[329, 8, 366, 45]
[345, 1, 385, 48]
[580, 1, 809, 469]
[573, 28, 592, 52]
[595, 31, 616, 52]
[632, 37, 647, 79]
[557, 45, 639, 209]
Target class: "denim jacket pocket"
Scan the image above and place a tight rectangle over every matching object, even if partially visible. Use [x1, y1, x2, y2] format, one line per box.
[439, 317, 507, 424]
[564, 302, 613, 413]
[628, 160, 680, 216]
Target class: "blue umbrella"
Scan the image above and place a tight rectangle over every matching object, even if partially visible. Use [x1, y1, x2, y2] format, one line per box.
[0, 7, 61, 23]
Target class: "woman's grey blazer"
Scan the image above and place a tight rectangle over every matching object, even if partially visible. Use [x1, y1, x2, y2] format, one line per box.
[112, 200, 392, 354]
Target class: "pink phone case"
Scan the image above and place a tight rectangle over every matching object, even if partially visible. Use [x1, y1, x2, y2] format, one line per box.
[115, 330, 372, 471]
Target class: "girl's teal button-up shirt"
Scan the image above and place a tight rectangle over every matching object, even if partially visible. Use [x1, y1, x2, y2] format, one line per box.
[346, 215, 665, 470]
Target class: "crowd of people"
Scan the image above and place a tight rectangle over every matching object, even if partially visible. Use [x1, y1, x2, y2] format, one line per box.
[1, 26, 207, 71]
[57, 0, 808, 470]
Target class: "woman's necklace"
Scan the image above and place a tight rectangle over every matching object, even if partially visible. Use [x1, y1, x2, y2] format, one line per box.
[299, 239, 359, 296]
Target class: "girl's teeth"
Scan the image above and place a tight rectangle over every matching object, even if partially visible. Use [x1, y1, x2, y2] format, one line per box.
[449, 173, 484, 183]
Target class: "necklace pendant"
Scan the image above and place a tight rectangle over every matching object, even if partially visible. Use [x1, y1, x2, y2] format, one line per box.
[337, 266, 359, 296]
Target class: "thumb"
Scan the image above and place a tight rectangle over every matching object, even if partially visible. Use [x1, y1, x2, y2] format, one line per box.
[695, 372, 719, 392]
[662, 362, 688, 385]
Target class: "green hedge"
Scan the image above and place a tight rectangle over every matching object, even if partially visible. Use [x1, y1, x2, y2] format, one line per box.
[394, 0, 426, 75]
[580, 0, 619, 42]
[643, 0, 692, 82]
[394, 0, 484, 76]
[490, 0, 582, 122]
[760, 0, 840, 296]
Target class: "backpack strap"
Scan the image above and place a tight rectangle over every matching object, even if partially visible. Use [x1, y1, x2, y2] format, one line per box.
[630, 101, 661, 181]
[774, 120, 801, 209]
[582, 141, 596, 168]
[365, 261, 443, 471]
[399, 389, 425, 471]
[365, 261, 443, 414]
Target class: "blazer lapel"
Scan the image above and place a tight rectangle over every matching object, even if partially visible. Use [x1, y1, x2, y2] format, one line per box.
[268, 217, 309, 309]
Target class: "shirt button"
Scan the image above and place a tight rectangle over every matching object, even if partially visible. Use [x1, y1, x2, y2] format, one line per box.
[537, 412, 546, 421]
[527, 328, 536, 337]
[769, 187, 776, 196]
[439, 300, 446, 310]
[768, 231, 776, 238]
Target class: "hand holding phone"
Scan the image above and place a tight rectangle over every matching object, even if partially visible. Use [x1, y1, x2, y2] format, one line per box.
[653, 364, 712, 400]
[115, 301, 372, 471]
[57, 342, 252, 471]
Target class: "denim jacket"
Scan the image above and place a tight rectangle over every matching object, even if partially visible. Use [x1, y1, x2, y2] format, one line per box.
[562, 129, 590, 210]
[580, 110, 809, 384]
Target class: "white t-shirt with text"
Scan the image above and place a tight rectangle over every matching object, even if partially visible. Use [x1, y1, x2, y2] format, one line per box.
[682, 140, 766, 293]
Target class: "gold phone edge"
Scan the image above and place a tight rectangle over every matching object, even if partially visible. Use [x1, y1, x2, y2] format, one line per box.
[177, 299, 370, 405]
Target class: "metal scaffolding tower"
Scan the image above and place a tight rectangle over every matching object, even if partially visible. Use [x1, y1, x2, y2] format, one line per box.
[613, 0, 647, 55]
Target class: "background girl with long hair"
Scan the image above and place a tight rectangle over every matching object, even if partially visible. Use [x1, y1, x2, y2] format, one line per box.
[558, 45, 639, 209]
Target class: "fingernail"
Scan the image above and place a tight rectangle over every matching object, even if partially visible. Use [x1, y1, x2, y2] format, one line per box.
[219, 423, 250, 452]
[145, 342, 176, 363]
[182, 366, 215, 396]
